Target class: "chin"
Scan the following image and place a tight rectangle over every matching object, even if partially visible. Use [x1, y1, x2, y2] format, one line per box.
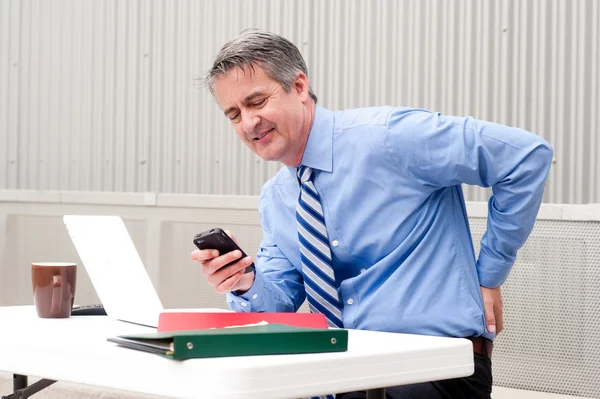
[257, 153, 281, 162]
[255, 146, 285, 162]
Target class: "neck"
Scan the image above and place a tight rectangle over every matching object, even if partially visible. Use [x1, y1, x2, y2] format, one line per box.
[285, 101, 316, 167]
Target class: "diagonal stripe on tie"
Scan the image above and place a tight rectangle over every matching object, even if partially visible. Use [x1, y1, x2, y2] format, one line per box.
[296, 165, 343, 333]
[297, 203, 328, 237]
[299, 245, 336, 283]
[297, 217, 330, 251]
[300, 186, 324, 215]
[298, 225, 332, 262]
[303, 269, 340, 306]
[305, 284, 342, 320]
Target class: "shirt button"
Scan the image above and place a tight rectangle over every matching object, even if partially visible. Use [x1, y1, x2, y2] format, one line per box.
[347, 298, 354, 305]
[360, 268, 366, 274]
[332, 240, 339, 247]
[240, 302, 248, 307]
[252, 293, 258, 300]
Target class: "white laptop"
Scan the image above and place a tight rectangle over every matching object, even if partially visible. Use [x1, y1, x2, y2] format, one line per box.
[63, 215, 164, 328]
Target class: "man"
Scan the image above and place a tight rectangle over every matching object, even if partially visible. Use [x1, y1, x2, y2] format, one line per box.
[192, 28, 553, 398]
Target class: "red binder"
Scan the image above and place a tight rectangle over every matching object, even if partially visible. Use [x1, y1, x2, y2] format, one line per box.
[158, 312, 328, 332]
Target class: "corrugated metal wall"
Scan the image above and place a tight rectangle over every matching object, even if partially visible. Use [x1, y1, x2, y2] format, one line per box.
[1, 0, 598, 203]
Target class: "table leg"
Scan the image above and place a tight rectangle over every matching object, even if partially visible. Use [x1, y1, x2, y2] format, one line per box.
[3, 376, 56, 399]
[12, 375, 27, 391]
[365, 387, 386, 399]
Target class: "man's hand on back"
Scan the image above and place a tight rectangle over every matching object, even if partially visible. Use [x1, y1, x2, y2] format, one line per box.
[480, 285, 504, 335]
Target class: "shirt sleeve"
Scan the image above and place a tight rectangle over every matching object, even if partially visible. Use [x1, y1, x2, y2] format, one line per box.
[386, 108, 554, 288]
[227, 189, 306, 312]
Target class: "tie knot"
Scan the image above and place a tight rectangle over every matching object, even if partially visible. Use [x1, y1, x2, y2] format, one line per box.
[297, 165, 314, 183]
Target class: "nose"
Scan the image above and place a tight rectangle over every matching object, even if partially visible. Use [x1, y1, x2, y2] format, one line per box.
[241, 109, 260, 135]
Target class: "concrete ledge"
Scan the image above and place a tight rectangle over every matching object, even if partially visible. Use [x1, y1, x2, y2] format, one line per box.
[1, 190, 599, 221]
[0, 190, 259, 210]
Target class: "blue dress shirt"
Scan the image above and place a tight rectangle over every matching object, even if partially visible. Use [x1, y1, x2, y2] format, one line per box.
[227, 105, 553, 340]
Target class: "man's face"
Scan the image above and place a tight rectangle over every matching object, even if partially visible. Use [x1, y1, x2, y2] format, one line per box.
[213, 65, 311, 166]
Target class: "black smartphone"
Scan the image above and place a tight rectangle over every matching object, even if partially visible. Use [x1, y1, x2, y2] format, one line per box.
[193, 228, 255, 274]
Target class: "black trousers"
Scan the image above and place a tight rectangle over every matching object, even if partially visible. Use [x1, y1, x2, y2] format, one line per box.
[336, 353, 492, 399]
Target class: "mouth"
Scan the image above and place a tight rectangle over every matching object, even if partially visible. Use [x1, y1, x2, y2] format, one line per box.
[254, 128, 274, 141]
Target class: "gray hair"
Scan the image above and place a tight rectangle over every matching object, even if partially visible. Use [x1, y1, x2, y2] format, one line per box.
[204, 29, 317, 103]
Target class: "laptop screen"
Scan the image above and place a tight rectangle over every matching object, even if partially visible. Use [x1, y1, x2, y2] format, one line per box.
[63, 215, 164, 327]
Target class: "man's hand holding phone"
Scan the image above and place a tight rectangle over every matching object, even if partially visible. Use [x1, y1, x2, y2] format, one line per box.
[190, 229, 255, 294]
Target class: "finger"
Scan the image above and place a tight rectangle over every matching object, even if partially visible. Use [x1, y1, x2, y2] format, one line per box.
[215, 269, 246, 294]
[208, 258, 250, 292]
[496, 304, 504, 335]
[484, 301, 496, 334]
[199, 262, 216, 275]
[204, 250, 244, 275]
[191, 249, 219, 262]
[209, 256, 252, 281]
[224, 229, 240, 245]
[496, 315, 504, 335]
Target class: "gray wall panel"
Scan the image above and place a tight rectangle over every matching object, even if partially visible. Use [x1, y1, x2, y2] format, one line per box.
[1, 0, 598, 202]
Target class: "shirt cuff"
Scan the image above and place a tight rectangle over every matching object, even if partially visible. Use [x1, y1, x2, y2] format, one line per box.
[476, 250, 514, 288]
[226, 267, 266, 311]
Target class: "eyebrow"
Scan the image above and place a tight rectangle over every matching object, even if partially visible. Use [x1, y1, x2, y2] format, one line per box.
[223, 91, 267, 117]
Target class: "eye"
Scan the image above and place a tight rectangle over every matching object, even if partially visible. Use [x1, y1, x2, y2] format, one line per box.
[229, 112, 240, 122]
[252, 98, 266, 107]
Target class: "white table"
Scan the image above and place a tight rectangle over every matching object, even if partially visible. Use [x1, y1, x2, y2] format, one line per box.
[0, 306, 474, 399]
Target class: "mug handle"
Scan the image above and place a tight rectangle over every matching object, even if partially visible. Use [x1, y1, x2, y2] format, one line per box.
[50, 275, 63, 315]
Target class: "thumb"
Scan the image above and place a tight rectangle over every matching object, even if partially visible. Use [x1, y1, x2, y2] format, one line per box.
[224, 229, 239, 245]
[484, 301, 496, 334]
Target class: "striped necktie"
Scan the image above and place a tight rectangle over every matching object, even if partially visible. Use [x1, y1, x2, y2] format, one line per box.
[296, 165, 343, 329]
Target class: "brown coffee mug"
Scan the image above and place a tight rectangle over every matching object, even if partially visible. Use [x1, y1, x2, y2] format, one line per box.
[32, 262, 77, 318]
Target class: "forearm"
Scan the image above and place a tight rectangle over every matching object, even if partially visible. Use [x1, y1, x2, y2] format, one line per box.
[477, 142, 553, 287]
[227, 267, 302, 312]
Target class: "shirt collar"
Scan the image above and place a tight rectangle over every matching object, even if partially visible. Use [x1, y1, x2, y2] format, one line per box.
[286, 104, 333, 175]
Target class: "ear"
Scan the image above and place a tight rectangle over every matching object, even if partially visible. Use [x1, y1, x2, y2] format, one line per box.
[293, 72, 310, 102]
